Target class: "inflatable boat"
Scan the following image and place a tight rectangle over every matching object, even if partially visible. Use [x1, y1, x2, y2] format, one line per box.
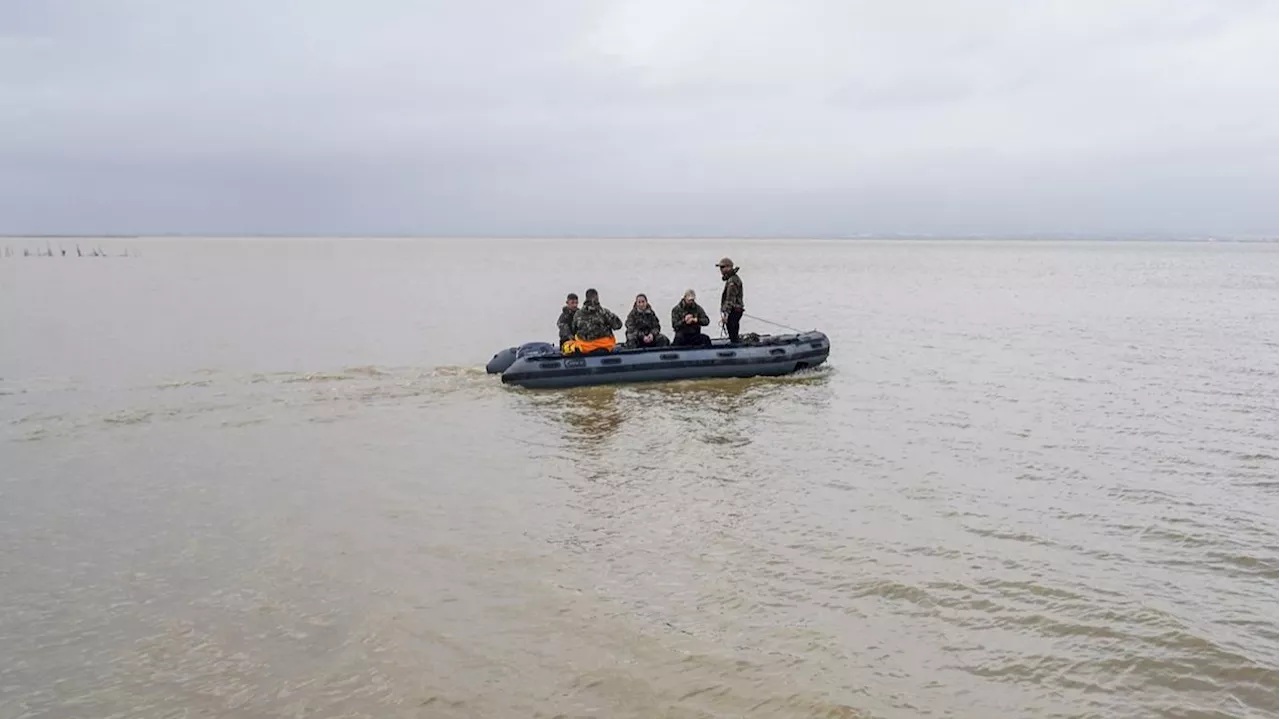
[485, 331, 830, 389]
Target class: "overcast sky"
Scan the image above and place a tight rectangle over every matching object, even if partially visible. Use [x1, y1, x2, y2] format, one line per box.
[1, 1, 1276, 237]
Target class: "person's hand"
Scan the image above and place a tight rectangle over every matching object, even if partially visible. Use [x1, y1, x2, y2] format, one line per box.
[684, 313, 694, 324]
[644, 333, 653, 342]
[720, 312, 727, 326]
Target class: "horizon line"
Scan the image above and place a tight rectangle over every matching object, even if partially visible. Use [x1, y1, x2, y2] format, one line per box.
[1, 232, 1277, 242]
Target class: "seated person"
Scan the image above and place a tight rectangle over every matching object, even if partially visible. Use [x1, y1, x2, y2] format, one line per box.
[556, 292, 579, 349]
[564, 288, 623, 354]
[670, 289, 712, 347]
[624, 293, 670, 348]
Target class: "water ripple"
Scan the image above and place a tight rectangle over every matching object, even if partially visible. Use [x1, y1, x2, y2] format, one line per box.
[2, 239, 1276, 718]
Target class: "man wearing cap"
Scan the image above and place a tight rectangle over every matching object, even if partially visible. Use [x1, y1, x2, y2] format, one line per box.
[670, 289, 712, 347]
[717, 257, 745, 343]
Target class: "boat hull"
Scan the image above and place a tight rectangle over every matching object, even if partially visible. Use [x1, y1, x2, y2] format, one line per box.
[498, 331, 830, 389]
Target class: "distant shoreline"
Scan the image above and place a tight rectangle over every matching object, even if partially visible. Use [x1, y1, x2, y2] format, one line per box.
[1, 234, 1276, 242]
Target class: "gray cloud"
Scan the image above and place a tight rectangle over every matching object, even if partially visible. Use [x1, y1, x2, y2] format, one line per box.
[1, 0, 1275, 236]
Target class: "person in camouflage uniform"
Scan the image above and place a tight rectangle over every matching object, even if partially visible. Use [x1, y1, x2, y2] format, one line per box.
[670, 289, 712, 347]
[717, 256, 745, 343]
[624, 293, 670, 348]
[569, 288, 623, 343]
[556, 292, 579, 347]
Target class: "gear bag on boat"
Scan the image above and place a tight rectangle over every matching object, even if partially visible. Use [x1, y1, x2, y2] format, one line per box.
[562, 336, 617, 354]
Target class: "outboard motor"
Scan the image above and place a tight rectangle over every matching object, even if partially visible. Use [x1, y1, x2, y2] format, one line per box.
[516, 341, 556, 358]
[485, 347, 517, 374]
[485, 341, 558, 374]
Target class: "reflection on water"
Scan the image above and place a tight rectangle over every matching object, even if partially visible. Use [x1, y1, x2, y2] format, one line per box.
[509, 368, 835, 455]
[523, 386, 628, 451]
[640, 369, 836, 449]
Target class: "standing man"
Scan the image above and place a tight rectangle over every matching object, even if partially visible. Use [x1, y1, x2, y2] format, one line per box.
[717, 257, 745, 343]
[556, 292, 579, 350]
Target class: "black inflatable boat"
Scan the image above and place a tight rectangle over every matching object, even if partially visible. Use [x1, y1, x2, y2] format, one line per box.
[485, 331, 830, 389]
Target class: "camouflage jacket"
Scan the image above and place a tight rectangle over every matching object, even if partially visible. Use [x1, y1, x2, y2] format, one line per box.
[670, 300, 710, 333]
[556, 305, 577, 343]
[624, 307, 663, 345]
[720, 269, 744, 312]
[570, 300, 623, 341]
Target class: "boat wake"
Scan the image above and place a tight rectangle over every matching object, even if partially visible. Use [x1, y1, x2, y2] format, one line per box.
[3, 363, 499, 442]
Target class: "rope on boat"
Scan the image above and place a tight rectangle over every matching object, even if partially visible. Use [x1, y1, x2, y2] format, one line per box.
[742, 312, 808, 334]
[706, 287, 809, 335]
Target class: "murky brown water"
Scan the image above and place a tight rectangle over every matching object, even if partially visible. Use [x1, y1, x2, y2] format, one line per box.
[1, 238, 1276, 718]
